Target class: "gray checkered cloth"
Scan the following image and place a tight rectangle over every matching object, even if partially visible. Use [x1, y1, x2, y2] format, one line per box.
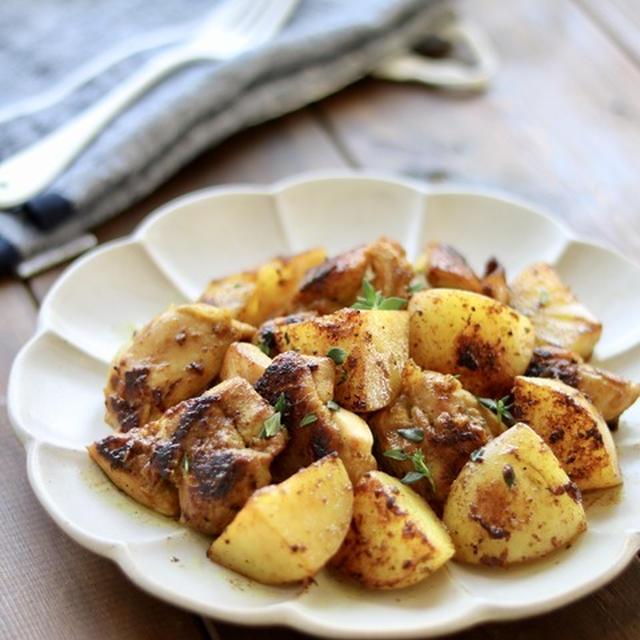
[0, 0, 444, 270]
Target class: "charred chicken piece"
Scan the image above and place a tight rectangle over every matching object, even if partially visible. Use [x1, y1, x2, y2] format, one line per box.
[369, 360, 498, 512]
[255, 351, 342, 481]
[90, 377, 287, 536]
[526, 346, 640, 428]
[293, 237, 413, 314]
[104, 304, 254, 432]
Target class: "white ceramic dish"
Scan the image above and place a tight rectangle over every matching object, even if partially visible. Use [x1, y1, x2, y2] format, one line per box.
[9, 171, 640, 638]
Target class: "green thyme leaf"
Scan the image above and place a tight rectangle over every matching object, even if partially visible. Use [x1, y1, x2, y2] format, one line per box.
[383, 448, 410, 461]
[378, 296, 408, 310]
[327, 347, 348, 365]
[300, 412, 318, 427]
[410, 450, 436, 491]
[408, 281, 426, 294]
[259, 412, 282, 439]
[182, 454, 190, 474]
[273, 392, 286, 414]
[401, 471, 425, 484]
[257, 340, 270, 356]
[470, 447, 485, 462]
[327, 400, 340, 411]
[362, 277, 377, 305]
[397, 427, 424, 443]
[539, 289, 549, 306]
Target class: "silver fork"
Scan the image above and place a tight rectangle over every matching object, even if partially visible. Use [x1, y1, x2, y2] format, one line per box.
[0, 0, 299, 209]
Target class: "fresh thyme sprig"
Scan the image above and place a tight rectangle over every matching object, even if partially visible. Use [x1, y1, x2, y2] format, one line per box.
[383, 448, 435, 491]
[352, 278, 407, 311]
[477, 395, 515, 426]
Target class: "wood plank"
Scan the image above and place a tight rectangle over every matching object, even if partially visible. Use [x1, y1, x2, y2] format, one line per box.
[28, 109, 347, 303]
[576, 0, 640, 66]
[0, 280, 208, 640]
[315, 0, 640, 263]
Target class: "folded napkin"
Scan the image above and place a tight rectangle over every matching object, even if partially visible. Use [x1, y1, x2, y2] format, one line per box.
[0, 0, 446, 274]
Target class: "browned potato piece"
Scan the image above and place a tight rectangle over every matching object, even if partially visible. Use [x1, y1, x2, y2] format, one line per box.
[104, 304, 254, 432]
[509, 262, 602, 359]
[416, 242, 483, 293]
[220, 342, 271, 385]
[526, 346, 640, 427]
[200, 248, 327, 326]
[294, 237, 413, 314]
[409, 289, 535, 397]
[370, 360, 497, 510]
[415, 243, 509, 304]
[208, 453, 353, 585]
[331, 470, 454, 589]
[443, 423, 587, 566]
[270, 309, 409, 412]
[513, 376, 622, 490]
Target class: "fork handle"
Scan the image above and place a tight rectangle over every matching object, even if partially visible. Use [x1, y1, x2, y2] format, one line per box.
[0, 47, 203, 209]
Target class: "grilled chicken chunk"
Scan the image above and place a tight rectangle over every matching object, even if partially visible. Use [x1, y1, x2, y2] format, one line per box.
[255, 351, 376, 482]
[255, 351, 340, 481]
[369, 360, 498, 511]
[90, 377, 286, 535]
[293, 237, 413, 314]
[526, 346, 640, 427]
[104, 304, 254, 432]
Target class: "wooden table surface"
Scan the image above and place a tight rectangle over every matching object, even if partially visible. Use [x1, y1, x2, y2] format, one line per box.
[2, 1, 640, 638]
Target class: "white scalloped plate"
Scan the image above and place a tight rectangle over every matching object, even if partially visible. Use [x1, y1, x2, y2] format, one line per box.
[8, 171, 640, 638]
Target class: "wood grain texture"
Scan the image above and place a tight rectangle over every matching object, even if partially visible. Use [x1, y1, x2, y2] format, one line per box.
[576, 0, 640, 65]
[315, 0, 640, 263]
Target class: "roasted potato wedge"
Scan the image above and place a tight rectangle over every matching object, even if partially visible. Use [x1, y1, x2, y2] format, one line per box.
[270, 308, 409, 412]
[443, 423, 587, 566]
[104, 304, 254, 432]
[331, 470, 454, 589]
[409, 289, 535, 397]
[509, 262, 602, 359]
[201, 248, 327, 326]
[513, 376, 622, 490]
[208, 453, 353, 585]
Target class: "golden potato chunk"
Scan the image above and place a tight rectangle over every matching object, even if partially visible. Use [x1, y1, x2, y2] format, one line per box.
[409, 289, 534, 397]
[270, 308, 409, 412]
[513, 376, 622, 491]
[331, 470, 454, 589]
[509, 262, 602, 359]
[443, 423, 587, 566]
[200, 248, 327, 326]
[526, 346, 640, 427]
[104, 304, 254, 431]
[208, 453, 353, 585]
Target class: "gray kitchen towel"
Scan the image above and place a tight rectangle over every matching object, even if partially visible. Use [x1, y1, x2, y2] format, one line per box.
[0, 0, 446, 272]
